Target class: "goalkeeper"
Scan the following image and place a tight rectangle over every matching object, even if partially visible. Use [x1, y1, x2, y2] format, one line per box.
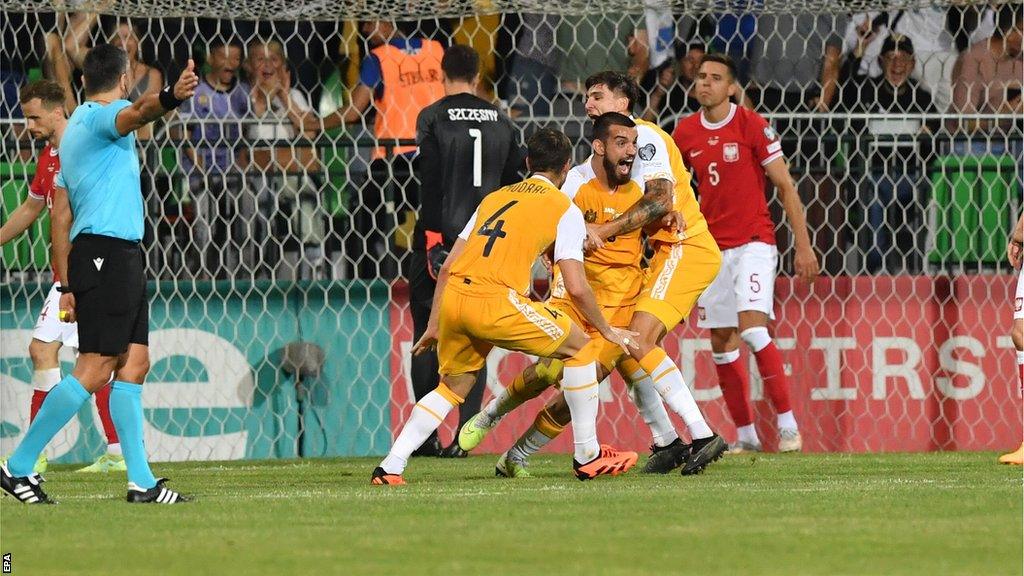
[409, 45, 523, 456]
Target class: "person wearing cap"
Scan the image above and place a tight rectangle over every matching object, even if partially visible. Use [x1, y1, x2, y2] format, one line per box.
[841, 34, 938, 273]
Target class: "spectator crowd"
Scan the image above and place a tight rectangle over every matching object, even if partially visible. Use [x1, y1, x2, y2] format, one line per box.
[1, 5, 1021, 280]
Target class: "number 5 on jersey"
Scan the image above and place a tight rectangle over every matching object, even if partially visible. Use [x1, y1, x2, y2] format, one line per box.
[477, 200, 518, 256]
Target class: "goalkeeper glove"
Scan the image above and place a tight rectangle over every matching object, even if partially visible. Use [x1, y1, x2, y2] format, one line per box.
[425, 230, 448, 280]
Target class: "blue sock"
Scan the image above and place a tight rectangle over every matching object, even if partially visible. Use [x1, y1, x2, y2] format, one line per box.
[109, 381, 157, 489]
[9, 375, 90, 477]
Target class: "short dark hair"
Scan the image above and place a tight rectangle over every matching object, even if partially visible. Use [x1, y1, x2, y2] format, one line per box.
[83, 44, 129, 96]
[20, 80, 66, 110]
[880, 34, 915, 57]
[441, 45, 480, 83]
[698, 53, 738, 80]
[527, 128, 572, 173]
[584, 71, 640, 114]
[592, 111, 636, 143]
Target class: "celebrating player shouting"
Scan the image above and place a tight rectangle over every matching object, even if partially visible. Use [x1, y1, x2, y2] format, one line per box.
[673, 54, 819, 453]
[582, 71, 728, 473]
[372, 129, 640, 485]
[458, 112, 690, 477]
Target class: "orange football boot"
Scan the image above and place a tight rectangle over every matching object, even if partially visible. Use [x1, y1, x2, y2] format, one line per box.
[573, 445, 639, 480]
[371, 467, 407, 485]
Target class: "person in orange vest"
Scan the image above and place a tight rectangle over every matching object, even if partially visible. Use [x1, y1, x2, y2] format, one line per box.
[317, 21, 445, 278]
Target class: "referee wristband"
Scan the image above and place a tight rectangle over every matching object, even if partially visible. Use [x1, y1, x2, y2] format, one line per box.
[159, 85, 185, 110]
[56, 285, 73, 294]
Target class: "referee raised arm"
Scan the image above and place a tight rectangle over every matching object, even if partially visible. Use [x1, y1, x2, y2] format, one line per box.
[408, 45, 522, 457]
[1, 44, 198, 505]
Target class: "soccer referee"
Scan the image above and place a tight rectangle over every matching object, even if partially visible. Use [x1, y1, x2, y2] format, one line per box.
[1, 44, 198, 505]
[409, 45, 522, 456]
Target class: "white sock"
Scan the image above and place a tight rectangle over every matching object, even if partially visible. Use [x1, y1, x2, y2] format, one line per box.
[737, 423, 760, 445]
[380, 390, 457, 474]
[478, 391, 509, 427]
[33, 367, 62, 392]
[649, 356, 713, 440]
[740, 326, 772, 353]
[562, 363, 601, 463]
[627, 368, 679, 448]
[507, 426, 555, 463]
[777, 410, 798, 431]
[106, 443, 122, 456]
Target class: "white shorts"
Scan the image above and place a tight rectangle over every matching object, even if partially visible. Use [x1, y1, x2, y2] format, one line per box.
[1015, 267, 1024, 320]
[697, 242, 777, 329]
[33, 282, 79, 349]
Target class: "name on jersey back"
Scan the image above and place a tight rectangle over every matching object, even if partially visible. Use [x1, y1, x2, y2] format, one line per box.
[509, 181, 548, 194]
[448, 108, 501, 122]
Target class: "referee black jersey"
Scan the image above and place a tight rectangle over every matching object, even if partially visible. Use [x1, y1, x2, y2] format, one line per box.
[413, 92, 523, 250]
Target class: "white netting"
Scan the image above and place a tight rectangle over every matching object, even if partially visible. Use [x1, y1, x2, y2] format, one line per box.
[0, 1, 1021, 462]
[2, 1, 1017, 20]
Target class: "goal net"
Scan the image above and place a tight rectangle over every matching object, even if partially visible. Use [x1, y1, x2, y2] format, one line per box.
[0, 0, 1020, 462]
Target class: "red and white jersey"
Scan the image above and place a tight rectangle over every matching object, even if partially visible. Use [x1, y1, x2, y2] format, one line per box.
[28, 144, 60, 208]
[672, 103, 783, 250]
[27, 143, 61, 280]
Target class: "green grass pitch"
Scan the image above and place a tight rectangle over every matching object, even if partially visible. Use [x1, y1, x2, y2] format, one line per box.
[1, 452, 1020, 575]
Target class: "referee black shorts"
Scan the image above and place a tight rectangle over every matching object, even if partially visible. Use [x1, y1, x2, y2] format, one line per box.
[67, 233, 148, 356]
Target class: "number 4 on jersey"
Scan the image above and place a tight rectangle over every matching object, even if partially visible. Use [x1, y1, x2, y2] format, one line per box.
[477, 200, 518, 257]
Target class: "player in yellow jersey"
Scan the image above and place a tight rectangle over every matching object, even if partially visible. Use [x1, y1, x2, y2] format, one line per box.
[457, 113, 692, 476]
[372, 129, 640, 484]
[583, 71, 728, 475]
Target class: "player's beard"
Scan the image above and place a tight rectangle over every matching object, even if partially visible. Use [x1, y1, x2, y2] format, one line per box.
[603, 155, 633, 186]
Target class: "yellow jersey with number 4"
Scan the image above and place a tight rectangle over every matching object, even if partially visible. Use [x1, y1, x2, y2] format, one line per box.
[449, 175, 586, 296]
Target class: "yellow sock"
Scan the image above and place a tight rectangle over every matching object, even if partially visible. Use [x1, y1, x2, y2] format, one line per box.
[638, 347, 712, 438]
[481, 363, 558, 426]
[435, 382, 465, 406]
[638, 348, 672, 382]
[618, 357, 644, 382]
[535, 407, 566, 438]
[535, 359, 565, 386]
[506, 407, 565, 463]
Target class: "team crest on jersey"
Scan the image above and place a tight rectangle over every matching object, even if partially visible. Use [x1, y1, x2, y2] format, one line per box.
[723, 143, 739, 162]
[584, 209, 598, 223]
[638, 143, 657, 161]
[707, 136, 719, 146]
[764, 126, 778, 141]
